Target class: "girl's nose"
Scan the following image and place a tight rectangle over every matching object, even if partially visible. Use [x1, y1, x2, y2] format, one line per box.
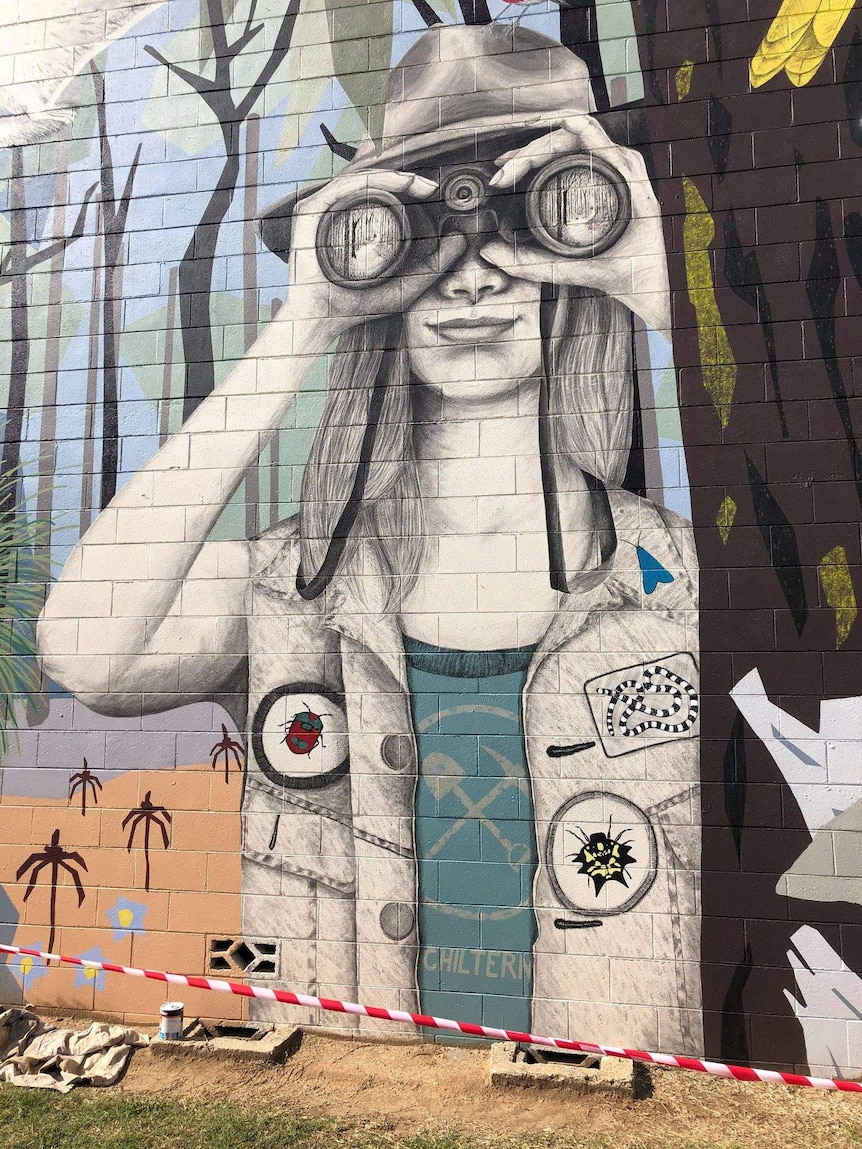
[436, 235, 510, 304]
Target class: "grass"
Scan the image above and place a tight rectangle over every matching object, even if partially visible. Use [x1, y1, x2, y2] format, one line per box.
[0, 1090, 554, 1149]
[4, 1082, 860, 1149]
[0, 1086, 763, 1149]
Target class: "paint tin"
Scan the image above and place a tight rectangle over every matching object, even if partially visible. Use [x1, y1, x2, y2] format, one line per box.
[158, 1001, 184, 1041]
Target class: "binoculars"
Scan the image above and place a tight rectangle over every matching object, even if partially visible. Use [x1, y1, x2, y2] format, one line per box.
[316, 154, 632, 288]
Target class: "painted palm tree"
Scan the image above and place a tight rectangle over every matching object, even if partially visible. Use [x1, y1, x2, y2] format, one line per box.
[16, 830, 88, 955]
[68, 759, 102, 816]
[210, 723, 244, 784]
[123, 791, 172, 892]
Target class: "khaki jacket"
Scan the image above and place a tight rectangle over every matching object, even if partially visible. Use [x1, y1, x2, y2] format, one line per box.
[240, 487, 702, 1055]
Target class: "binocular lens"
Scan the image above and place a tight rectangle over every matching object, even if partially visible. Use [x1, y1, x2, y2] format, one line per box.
[441, 168, 487, 213]
[527, 156, 630, 258]
[316, 154, 632, 287]
[319, 196, 408, 286]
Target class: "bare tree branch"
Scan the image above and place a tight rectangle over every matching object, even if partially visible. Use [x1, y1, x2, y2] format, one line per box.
[411, 0, 441, 28]
[320, 123, 358, 160]
[91, 63, 115, 218]
[237, 0, 301, 121]
[458, 0, 491, 23]
[206, 0, 230, 62]
[147, 0, 302, 418]
[0, 185, 96, 290]
[227, 20, 264, 57]
[144, 44, 217, 95]
[117, 144, 143, 236]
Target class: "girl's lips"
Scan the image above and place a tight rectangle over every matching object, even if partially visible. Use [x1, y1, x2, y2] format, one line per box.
[435, 316, 515, 343]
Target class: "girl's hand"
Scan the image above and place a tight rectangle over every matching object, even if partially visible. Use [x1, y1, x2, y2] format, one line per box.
[281, 170, 466, 353]
[482, 115, 671, 337]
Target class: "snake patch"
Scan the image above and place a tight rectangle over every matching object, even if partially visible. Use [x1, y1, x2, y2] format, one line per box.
[584, 653, 699, 758]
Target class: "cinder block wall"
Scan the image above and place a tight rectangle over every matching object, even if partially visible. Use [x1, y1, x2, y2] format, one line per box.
[1, 0, 861, 1077]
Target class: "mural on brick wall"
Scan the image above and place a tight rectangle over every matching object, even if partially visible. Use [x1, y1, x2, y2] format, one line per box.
[1, 0, 862, 1075]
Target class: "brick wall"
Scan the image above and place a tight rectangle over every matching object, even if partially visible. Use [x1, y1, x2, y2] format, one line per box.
[0, 0, 860, 1077]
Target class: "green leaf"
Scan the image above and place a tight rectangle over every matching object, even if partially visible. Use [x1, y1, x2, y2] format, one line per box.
[324, 0, 393, 153]
[0, 469, 49, 765]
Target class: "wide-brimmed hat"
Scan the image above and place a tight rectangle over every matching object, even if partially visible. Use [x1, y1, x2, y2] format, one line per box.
[259, 22, 596, 262]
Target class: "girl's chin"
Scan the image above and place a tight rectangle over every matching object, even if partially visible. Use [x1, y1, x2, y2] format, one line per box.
[409, 345, 542, 397]
[430, 377, 534, 406]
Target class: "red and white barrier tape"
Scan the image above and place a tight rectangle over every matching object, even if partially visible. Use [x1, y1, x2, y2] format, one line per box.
[1, 942, 860, 1093]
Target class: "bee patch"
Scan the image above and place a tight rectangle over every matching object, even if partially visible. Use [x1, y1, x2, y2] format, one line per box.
[250, 683, 349, 790]
[584, 653, 699, 758]
[546, 791, 657, 915]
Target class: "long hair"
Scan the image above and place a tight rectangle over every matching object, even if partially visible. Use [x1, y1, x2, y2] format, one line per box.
[299, 287, 633, 611]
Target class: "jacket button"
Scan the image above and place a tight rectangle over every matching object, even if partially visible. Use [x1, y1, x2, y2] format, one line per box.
[381, 733, 413, 772]
[379, 902, 414, 941]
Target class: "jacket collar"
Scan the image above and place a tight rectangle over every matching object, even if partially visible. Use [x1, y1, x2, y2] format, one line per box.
[321, 542, 408, 690]
[319, 484, 648, 691]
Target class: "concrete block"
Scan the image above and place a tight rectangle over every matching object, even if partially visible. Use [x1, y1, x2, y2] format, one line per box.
[151, 1024, 303, 1065]
[489, 1041, 650, 1099]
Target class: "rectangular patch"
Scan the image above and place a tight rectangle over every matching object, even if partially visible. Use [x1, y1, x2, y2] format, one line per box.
[584, 653, 699, 759]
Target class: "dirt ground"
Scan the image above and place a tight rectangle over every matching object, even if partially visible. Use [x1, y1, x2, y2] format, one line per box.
[93, 1028, 862, 1149]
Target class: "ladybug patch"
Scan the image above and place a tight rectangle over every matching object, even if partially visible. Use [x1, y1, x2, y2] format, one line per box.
[283, 704, 329, 756]
[251, 683, 348, 790]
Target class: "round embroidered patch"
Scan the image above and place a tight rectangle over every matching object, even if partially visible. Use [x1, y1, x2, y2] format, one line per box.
[546, 791, 658, 915]
[250, 683, 349, 790]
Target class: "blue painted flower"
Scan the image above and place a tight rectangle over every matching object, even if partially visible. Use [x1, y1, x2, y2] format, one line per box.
[10, 941, 50, 987]
[74, 947, 107, 992]
[106, 896, 148, 941]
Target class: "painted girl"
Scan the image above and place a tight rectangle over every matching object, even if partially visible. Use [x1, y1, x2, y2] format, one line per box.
[39, 22, 702, 1053]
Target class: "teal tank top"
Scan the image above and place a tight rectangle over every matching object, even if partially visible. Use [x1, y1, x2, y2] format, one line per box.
[404, 636, 538, 1033]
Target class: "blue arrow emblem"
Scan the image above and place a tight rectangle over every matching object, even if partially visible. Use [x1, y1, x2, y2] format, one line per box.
[637, 546, 674, 595]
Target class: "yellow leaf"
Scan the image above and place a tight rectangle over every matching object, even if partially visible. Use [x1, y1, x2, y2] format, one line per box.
[785, 41, 831, 84]
[763, 4, 816, 47]
[675, 61, 694, 100]
[751, 0, 856, 88]
[819, 545, 858, 648]
[682, 178, 737, 428]
[716, 496, 737, 545]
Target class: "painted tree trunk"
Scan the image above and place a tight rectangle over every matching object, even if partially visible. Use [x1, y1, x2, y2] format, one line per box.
[0, 147, 29, 519]
[99, 233, 123, 509]
[79, 206, 103, 536]
[559, 0, 609, 112]
[47, 876, 57, 957]
[243, 114, 260, 538]
[36, 136, 69, 561]
[92, 60, 140, 510]
[159, 266, 179, 447]
[178, 128, 241, 422]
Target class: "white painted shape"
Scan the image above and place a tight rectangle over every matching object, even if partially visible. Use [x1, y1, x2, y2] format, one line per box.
[730, 668, 862, 833]
[785, 925, 862, 1078]
[0, 1, 171, 145]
